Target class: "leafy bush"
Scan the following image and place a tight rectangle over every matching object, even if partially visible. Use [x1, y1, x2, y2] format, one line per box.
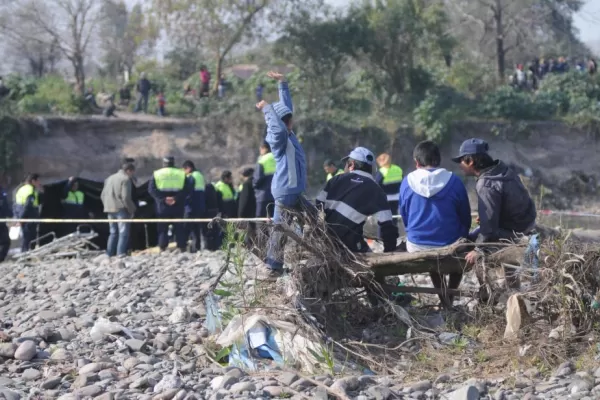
[4, 75, 37, 101]
[17, 76, 83, 114]
[477, 86, 535, 120]
[414, 86, 472, 141]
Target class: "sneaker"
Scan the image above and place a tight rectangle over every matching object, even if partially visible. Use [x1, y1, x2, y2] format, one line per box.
[256, 267, 284, 281]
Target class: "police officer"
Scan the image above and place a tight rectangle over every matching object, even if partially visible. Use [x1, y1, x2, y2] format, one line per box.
[14, 173, 43, 252]
[203, 182, 221, 250]
[253, 142, 275, 218]
[182, 160, 206, 253]
[148, 157, 192, 252]
[62, 177, 88, 235]
[375, 153, 403, 223]
[0, 183, 11, 262]
[214, 170, 237, 218]
[323, 159, 344, 182]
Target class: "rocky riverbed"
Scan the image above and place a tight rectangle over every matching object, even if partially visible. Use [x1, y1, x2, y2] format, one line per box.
[0, 251, 599, 400]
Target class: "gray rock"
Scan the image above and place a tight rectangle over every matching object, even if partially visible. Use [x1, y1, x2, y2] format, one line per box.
[448, 385, 479, 400]
[0, 343, 16, 358]
[330, 377, 360, 394]
[493, 389, 506, 400]
[125, 339, 146, 352]
[153, 388, 179, 400]
[21, 368, 41, 381]
[79, 362, 103, 374]
[263, 386, 285, 397]
[435, 374, 451, 384]
[229, 382, 256, 394]
[38, 310, 60, 321]
[278, 372, 299, 386]
[94, 394, 115, 400]
[123, 357, 140, 370]
[50, 348, 70, 360]
[41, 376, 62, 389]
[367, 385, 392, 400]
[410, 380, 432, 392]
[312, 386, 328, 400]
[14, 340, 36, 361]
[0, 388, 20, 400]
[569, 380, 593, 394]
[76, 384, 103, 397]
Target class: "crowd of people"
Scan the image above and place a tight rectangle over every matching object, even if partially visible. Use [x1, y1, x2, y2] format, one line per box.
[2, 70, 538, 304]
[511, 56, 598, 90]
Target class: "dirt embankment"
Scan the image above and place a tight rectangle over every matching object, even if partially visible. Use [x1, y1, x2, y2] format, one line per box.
[15, 114, 600, 210]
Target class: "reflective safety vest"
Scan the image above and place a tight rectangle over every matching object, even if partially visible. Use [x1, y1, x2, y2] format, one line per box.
[62, 190, 84, 205]
[214, 181, 235, 201]
[326, 169, 344, 182]
[153, 167, 186, 191]
[380, 164, 404, 184]
[15, 184, 39, 206]
[258, 153, 276, 176]
[188, 170, 205, 191]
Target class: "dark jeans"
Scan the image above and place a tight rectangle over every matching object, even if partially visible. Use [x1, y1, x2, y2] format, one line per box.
[21, 222, 37, 253]
[186, 221, 202, 253]
[157, 206, 186, 250]
[0, 224, 9, 262]
[266, 194, 316, 270]
[107, 210, 131, 257]
[135, 93, 149, 113]
[378, 200, 399, 238]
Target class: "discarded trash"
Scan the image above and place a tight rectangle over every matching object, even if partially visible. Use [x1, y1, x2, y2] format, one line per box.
[90, 317, 135, 342]
[14, 228, 101, 262]
[9, 226, 21, 241]
[439, 332, 460, 345]
[217, 314, 324, 373]
[504, 294, 531, 340]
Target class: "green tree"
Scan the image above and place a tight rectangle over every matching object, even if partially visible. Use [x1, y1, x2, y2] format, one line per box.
[100, 0, 158, 79]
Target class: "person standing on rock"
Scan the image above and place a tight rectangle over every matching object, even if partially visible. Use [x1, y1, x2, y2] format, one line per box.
[149, 156, 192, 252]
[101, 163, 137, 257]
[255, 70, 313, 280]
[14, 173, 43, 253]
[253, 141, 275, 218]
[182, 160, 206, 253]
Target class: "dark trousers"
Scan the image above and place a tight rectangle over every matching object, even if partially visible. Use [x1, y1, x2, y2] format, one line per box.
[0, 224, 9, 262]
[202, 222, 222, 251]
[186, 221, 202, 253]
[256, 201, 274, 218]
[156, 206, 186, 250]
[21, 222, 37, 253]
[378, 200, 399, 239]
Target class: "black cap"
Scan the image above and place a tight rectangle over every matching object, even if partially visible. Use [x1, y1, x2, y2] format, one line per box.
[163, 156, 175, 164]
[452, 139, 490, 163]
[242, 168, 254, 177]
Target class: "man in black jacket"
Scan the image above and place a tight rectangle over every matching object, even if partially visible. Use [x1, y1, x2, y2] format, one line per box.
[453, 138, 536, 265]
[135, 72, 151, 113]
[316, 147, 398, 253]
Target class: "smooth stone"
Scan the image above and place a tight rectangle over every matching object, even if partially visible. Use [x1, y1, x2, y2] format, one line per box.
[125, 339, 146, 352]
[410, 381, 432, 392]
[76, 385, 103, 397]
[229, 382, 256, 394]
[367, 385, 392, 400]
[153, 388, 179, 400]
[278, 372, 299, 386]
[14, 340, 36, 361]
[0, 343, 16, 358]
[569, 380, 593, 394]
[21, 368, 41, 381]
[79, 362, 103, 374]
[0, 388, 21, 400]
[448, 385, 479, 400]
[263, 386, 285, 397]
[41, 376, 62, 389]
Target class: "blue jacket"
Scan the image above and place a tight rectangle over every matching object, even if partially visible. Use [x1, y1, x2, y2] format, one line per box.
[185, 171, 206, 217]
[263, 82, 306, 199]
[400, 168, 471, 247]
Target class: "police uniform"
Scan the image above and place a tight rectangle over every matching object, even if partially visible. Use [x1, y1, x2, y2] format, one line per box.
[326, 169, 344, 182]
[14, 183, 40, 252]
[185, 169, 206, 253]
[0, 186, 11, 261]
[317, 148, 398, 253]
[148, 158, 192, 251]
[214, 180, 237, 218]
[62, 179, 87, 235]
[253, 152, 276, 217]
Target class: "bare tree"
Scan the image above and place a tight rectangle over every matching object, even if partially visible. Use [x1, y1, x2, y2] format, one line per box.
[0, 0, 102, 94]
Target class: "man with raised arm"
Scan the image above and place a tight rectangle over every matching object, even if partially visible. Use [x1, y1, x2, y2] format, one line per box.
[255, 71, 312, 280]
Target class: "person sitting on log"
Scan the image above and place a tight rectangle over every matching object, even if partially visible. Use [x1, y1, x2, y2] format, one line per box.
[316, 147, 398, 253]
[400, 140, 472, 304]
[453, 138, 537, 270]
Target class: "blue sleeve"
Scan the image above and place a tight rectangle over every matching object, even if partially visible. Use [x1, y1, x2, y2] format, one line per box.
[263, 104, 288, 158]
[455, 176, 472, 237]
[148, 178, 165, 201]
[278, 81, 293, 113]
[399, 180, 409, 228]
[375, 171, 384, 186]
[253, 164, 265, 188]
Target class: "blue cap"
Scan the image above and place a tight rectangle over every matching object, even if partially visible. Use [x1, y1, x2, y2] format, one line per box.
[341, 147, 375, 165]
[452, 138, 489, 163]
[272, 101, 292, 119]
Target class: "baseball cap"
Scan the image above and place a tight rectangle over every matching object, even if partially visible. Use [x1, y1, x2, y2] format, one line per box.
[341, 147, 375, 165]
[163, 156, 175, 164]
[452, 139, 489, 163]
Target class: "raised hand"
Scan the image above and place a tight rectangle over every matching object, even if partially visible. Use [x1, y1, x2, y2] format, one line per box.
[255, 100, 267, 110]
[266, 71, 285, 81]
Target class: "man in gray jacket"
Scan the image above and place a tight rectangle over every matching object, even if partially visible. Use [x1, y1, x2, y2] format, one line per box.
[101, 163, 137, 257]
[453, 139, 536, 264]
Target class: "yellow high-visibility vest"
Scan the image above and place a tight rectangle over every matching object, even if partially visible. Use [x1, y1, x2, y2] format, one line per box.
[188, 170, 206, 191]
[153, 167, 186, 191]
[380, 164, 403, 184]
[258, 153, 276, 175]
[63, 191, 84, 205]
[214, 181, 235, 201]
[15, 184, 39, 206]
[326, 169, 344, 182]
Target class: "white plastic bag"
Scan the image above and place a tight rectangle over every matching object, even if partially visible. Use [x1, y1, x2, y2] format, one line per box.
[9, 226, 21, 241]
